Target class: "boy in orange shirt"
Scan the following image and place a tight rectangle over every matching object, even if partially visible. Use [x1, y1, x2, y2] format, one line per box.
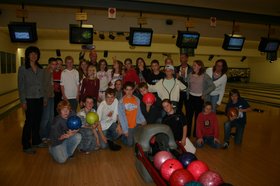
[118, 81, 146, 146]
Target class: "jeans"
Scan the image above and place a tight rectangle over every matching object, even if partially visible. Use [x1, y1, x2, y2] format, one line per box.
[177, 91, 189, 114]
[224, 120, 245, 144]
[22, 98, 44, 149]
[49, 133, 81, 163]
[122, 128, 136, 147]
[210, 95, 219, 113]
[40, 98, 54, 139]
[68, 99, 78, 113]
[99, 123, 121, 149]
[78, 128, 97, 151]
[196, 136, 221, 148]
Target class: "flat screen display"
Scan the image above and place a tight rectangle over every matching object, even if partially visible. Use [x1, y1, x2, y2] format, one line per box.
[8, 22, 38, 42]
[69, 25, 93, 44]
[222, 34, 245, 51]
[258, 37, 280, 52]
[176, 31, 200, 48]
[129, 27, 153, 46]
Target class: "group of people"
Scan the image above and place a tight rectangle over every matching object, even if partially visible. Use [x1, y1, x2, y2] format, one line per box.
[18, 46, 251, 163]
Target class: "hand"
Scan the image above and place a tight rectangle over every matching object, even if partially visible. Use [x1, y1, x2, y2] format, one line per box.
[124, 132, 128, 137]
[101, 134, 107, 143]
[180, 138, 186, 146]
[92, 122, 100, 129]
[76, 95, 80, 101]
[229, 115, 237, 121]
[116, 124, 122, 136]
[107, 111, 113, 117]
[79, 101, 84, 108]
[62, 95, 67, 101]
[214, 138, 220, 144]
[21, 103, 27, 110]
[197, 138, 203, 145]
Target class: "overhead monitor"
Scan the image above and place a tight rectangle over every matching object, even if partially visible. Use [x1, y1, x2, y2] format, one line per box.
[8, 22, 38, 42]
[222, 34, 245, 51]
[176, 31, 200, 48]
[69, 24, 94, 44]
[129, 27, 153, 46]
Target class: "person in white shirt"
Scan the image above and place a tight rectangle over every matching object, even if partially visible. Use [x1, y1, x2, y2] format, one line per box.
[206, 59, 228, 112]
[97, 59, 111, 102]
[97, 88, 122, 150]
[60, 56, 80, 112]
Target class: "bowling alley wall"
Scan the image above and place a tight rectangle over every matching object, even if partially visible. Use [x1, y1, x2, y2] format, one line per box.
[0, 4, 280, 95]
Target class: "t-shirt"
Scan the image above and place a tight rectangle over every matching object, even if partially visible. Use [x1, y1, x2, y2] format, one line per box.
[148, 71, 165, 85]
[196, 112, 219, 138]
[60, 69, 79, 99]
[97, 98, 118, 130]
[189, 74, 204, 96]
[97, 71, 111, 91]
[162, 112, 187, 141]
[53, 69, 62, 92]
[225, 97, 250, 125]
[163, 78, 176, 93]
[123, 96, 138, 128]
[80, 78, 100, 101]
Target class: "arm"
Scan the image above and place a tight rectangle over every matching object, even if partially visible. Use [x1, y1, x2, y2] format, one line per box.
[18, 67, 27, 109]
[118, 100, 129, 134]
[136, 97, 147, 125]
[203, 74, 216, 97]
[215, 75, 227, 105]
[180, 125, 187, 146]
[60, 72, 67, 100]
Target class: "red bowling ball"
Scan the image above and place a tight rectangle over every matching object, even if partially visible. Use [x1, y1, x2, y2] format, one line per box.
[187, 160, 209, 181]
[198, 170, 224, 186]
[160, 159, 183, 181]
[142, 92, 156, 105]
[169, 169, 194, 186]
[153, 151, 174, 170]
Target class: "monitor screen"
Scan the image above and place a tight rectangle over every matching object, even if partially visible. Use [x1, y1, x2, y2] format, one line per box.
[176, 31, 200, 48]
[222, 34, 245, 51]
[69, 25, 93, 44]
[258, 37, 280, 52]
[8, 22, 38, 42]
[129, 27, 153, 46]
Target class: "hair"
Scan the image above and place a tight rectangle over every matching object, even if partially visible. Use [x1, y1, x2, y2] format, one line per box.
[112, 60, 124, 77]
[56, 57, 63, 62]
[87, 64, 97, 76]
[164, 57, 173, 64]
[138, 82, 148, 89]
[123, 81, 135, 89]
[213, 59, 228, 75]
[124, 58, 133, 65]
[161, 98, 172, 105]
[114, 79, 122, 88]
[192, 60, 205, 75]
[65, 56, 74, 63]
[151, 59, 160, 65]
[48, 57, 57, 64]
[135, 57, 147, 74]
[84, 95, 94, 102]
[180, 53, 189, 57]
[229, 89, 241, 100]
[203, 101, 213, 109]
[56, 100, 71, 113]
[24, 46, 42, 69]
[98, 59, 108, 72]
[105, 88, 116, 97]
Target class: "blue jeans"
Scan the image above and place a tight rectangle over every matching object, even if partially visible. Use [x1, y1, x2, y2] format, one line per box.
[210, 95, 219, 113]
[40, 98, 54, 139]
[122, 128, 136, 147]
[68, 99, 78, 113]
[78, 128, 97, 151]
[196, 136, 221, 149]
[49, 133, 81, 163]
[224, 120, 245, 144]
[100, 123, 121, 149]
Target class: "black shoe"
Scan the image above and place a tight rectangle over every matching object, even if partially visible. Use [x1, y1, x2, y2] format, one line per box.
[222, 142, 229, 149]
[23, 147, 36, 154]
[108, 140, 121, 151]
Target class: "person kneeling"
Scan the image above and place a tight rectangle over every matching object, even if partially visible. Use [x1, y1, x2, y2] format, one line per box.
[49, 100, 81, 163]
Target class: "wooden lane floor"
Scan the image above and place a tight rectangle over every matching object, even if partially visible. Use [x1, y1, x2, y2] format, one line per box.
[0, 104, 280, 186]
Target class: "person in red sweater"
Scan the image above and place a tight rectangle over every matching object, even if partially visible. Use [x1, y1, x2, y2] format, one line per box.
[123, 58, 140, 85]
[196, 101, 221, 148]
[80, 65, 100, 110]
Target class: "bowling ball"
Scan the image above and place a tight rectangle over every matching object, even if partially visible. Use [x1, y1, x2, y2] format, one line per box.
[86, 112, 99, 125]
[169, 169, 194, 186]
[153, 151, 174, 170]
[67, 116, 82, 130]
[227, 107, 238, 118]
[198, 170, 224, 186]
[142, 92, 156, 105]
[160, 159, 183, 181]
[178, 152, 198, 168]
[184, 181, 203, 186]
[187, 160, 209, 181]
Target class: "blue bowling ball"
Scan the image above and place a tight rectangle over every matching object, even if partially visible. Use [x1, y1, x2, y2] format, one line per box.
[178, 152, 198, 168]
[67, 116, 82, 130]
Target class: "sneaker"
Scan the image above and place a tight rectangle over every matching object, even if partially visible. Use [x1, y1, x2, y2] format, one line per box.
[33, 143, 48, 148]
[108, 140, 121, 151]
[222, 142, 229, 149]
[23, 147, 36, 154]
[79, 149, 90, 155]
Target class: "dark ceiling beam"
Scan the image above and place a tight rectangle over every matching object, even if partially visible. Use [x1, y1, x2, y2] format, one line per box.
[2, 0, 280, 25]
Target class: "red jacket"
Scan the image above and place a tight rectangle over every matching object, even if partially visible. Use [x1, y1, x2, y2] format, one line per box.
[123, 68, 140, 85]
[196, 112, 219, 139]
